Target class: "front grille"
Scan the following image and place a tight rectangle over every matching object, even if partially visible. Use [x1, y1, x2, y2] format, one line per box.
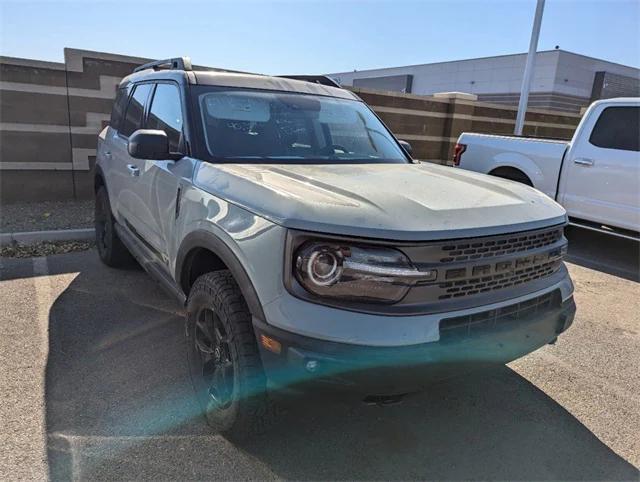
[437, 260, 561, 300]
[438, 228, 562, 264]
[395, 224, 567, 310]
[439, 290, 560, 340]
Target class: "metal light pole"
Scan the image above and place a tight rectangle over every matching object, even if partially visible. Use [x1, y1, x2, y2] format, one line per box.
[515, 0, 546, 135]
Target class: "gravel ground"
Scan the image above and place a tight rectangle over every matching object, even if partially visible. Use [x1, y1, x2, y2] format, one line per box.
[0, 240, 95, 258]
[0, 200, 94, 233]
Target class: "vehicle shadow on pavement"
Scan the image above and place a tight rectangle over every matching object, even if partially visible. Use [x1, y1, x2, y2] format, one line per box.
[40, 251, 637, 481]
[241, 371, 638, 481]
[565, 226, 639, 282]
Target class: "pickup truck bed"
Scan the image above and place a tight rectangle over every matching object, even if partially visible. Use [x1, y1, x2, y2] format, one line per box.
[457, 134, 569, 199]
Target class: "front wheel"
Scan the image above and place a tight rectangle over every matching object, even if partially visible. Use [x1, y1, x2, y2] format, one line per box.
[186, 271, 273, 439]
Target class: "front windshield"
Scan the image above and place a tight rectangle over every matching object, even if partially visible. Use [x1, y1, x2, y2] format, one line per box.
[196, 88, 409, 164]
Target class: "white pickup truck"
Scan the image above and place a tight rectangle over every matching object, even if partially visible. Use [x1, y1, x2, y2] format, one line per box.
[454, 98, 640, 240]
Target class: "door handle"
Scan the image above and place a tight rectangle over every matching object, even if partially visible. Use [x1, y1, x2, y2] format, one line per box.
[104, 151, 112, 158]
[574, 158, 594, 167]
[126, 164, 140, 177]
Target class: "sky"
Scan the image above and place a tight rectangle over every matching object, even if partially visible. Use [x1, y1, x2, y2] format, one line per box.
[0, 0, 639, 75]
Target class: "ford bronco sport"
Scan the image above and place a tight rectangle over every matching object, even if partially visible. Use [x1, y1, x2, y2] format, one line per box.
[95, 57, 576, 438]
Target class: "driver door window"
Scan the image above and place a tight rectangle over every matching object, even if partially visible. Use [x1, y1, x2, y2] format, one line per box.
[146, 83, 183, 152]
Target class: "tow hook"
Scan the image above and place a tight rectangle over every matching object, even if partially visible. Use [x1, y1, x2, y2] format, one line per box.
[363, 393, 409, 407]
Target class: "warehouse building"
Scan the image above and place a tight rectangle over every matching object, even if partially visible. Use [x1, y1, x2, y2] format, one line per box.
[328, 49, 640, 113]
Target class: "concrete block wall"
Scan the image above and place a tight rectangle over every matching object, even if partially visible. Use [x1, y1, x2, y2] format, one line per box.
[352, 87, 581, 162]
[0, 49, 150, 203]
[0, 48, 582, 203]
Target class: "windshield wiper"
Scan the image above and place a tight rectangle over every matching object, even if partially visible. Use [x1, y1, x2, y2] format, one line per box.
[222, 155, 316, 161]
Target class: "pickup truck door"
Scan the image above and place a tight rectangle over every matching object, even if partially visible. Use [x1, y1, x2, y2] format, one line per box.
[559, 104, 640, 232]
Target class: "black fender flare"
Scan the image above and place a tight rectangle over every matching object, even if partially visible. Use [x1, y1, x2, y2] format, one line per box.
[175, 230, 266, 321]
[94, 164, 106, 191]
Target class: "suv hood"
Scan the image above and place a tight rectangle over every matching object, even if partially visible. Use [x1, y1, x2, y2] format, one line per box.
[193, 162, 566, 241]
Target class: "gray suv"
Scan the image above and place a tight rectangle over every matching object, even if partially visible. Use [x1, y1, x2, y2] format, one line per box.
[95, 57, 576, 438]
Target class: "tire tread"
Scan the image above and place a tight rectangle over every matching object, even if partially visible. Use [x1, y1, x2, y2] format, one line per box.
[188, 270, 275, 439]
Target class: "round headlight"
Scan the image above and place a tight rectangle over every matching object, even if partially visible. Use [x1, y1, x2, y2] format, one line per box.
[293, 241, 425, 304]
[300, 246, 343, 286]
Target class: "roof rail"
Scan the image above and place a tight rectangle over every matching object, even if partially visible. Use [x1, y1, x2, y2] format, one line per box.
[133, 57, 192, 73]
[277, 75, 341, 88]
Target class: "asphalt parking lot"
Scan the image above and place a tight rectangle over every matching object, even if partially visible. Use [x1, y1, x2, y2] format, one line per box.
[1, 226, 639, 481]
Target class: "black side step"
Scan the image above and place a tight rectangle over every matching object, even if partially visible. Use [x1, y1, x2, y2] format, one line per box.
[568, 219, 639, 242]
[115, 223, 186, 305]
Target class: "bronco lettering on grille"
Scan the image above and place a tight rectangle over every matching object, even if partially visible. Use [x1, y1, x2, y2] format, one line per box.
[444, 248, 560, 280]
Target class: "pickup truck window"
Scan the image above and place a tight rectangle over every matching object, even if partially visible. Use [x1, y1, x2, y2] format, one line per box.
[147, 83, 183, 152]
[121, 83, 153, 138]
[589, 106, 640, 152]
[195, 88, 409, 164]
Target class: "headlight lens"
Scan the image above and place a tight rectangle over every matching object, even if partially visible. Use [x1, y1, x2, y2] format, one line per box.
[306, 248, 343, 286]
[294, 241, 436, 304]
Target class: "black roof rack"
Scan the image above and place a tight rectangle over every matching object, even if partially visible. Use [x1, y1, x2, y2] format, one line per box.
[277, 75, 341, 88]
[133, 57, 192, 73]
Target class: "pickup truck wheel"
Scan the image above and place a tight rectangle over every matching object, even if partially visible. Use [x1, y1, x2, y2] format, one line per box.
[186, 271, 273, 439]
[94, 186, 134, 268]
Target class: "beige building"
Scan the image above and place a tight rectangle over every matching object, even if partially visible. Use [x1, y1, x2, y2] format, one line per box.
[329, 50, 640, 113]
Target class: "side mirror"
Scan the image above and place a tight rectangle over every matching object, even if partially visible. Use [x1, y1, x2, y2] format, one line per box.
[399, 140, 413, 157]
[127, 129, 182, 160]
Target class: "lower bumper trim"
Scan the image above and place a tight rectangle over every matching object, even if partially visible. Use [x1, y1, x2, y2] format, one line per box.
[254, 290, 576, 393]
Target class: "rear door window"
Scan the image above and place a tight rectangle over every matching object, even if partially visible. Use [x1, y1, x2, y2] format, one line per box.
[109, 85, 131, 132]
[146, 83, 183, 152]
[589, 106, 640, 152]
[120, 83, 153, 138]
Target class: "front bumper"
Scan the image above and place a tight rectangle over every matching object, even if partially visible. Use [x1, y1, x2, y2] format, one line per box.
[254, 290, 576, 393]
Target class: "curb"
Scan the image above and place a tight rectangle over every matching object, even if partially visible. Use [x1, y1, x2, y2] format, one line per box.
[0, 228, 95, 246]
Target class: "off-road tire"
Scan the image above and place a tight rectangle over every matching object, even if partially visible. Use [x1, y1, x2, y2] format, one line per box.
[95, 186, 134, 268]
[186, 270, 273, 440]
